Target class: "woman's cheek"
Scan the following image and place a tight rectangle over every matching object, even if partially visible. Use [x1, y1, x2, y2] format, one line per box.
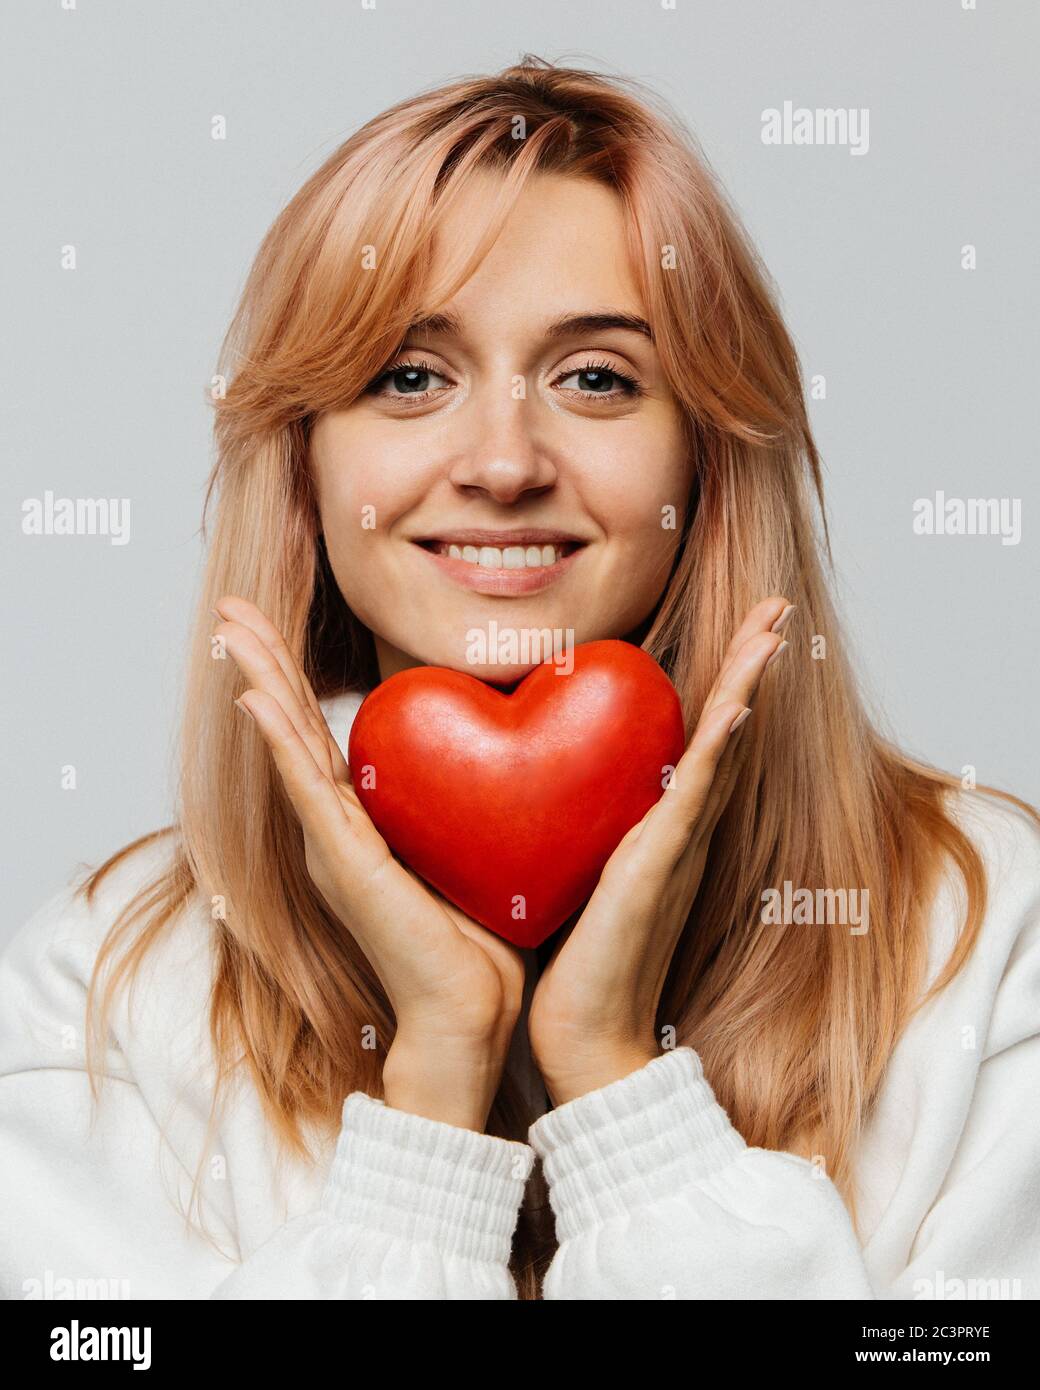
[616, 515, 685, 614]
[319, 501, 386, 626]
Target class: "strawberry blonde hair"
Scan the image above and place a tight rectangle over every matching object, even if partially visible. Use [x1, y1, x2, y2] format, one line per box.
[80, 56, 1036, 1298]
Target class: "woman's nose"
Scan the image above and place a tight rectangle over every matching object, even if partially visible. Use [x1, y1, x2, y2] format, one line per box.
[447, 399, 558, 504]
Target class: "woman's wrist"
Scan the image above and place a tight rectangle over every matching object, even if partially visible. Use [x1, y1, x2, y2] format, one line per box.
[383, 1031, 509, 1132]
[539, 1044, 658, 1108]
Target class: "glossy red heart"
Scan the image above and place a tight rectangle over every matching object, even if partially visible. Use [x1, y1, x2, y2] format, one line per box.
[346, 640, 686, 948]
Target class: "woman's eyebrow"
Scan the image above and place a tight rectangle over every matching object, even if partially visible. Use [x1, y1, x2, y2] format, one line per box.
[403, 309, 654, 342]
[545, 311, 654, 342]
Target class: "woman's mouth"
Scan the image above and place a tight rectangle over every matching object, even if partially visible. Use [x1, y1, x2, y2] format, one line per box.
[411, 532, 587, 595]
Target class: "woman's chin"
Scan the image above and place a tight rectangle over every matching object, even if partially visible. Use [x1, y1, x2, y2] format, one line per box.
[452, 659, 547, 690]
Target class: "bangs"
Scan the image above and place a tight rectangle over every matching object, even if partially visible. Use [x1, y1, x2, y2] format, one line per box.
[294, 117, 589, 424]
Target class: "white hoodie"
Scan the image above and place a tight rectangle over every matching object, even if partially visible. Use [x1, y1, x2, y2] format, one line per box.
[1, 690, 1038, 1301]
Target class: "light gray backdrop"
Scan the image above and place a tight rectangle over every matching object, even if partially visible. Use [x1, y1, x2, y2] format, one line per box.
[3, 0, 1037, 938]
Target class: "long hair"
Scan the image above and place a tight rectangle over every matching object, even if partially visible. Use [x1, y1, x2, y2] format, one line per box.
[80, 56, 1037, 1299]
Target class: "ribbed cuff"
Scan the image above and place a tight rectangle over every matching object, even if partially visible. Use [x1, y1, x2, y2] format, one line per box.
[528, 1047, 747, 1242]
[321, 1092, 534, 1265]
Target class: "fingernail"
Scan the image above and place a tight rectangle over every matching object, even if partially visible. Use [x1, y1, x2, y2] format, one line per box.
[770, 604, 796, 634]
[234, 697, 254, 721]
[729, 707, 752, 734]
[765, 639, 789, 670]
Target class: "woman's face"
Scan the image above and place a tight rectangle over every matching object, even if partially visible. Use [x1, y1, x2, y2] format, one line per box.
[309, 171, 692, 684]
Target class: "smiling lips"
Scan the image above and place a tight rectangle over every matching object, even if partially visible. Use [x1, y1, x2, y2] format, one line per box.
[413, 529, 586, 595]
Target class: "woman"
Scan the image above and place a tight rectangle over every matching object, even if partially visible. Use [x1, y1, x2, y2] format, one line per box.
[2, 57, 1038, 1302]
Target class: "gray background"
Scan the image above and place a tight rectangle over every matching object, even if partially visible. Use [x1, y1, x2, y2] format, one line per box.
[3, 0, 1037, 939]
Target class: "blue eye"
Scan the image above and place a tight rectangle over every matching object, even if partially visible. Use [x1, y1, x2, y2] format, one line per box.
[369, 358, 451, 398]
[365, 356, 644, 403]
[555, 361, 643, 398]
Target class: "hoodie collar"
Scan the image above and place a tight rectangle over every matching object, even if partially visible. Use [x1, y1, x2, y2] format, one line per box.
[319, 688, 367, 762]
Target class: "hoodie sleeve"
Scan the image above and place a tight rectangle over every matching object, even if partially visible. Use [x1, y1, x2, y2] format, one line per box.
[210, 1093, 534, 1300]
[529, 1045, 875, 1300]
[529, 795, 1040, 1301]
[0, 868, 532, 1301]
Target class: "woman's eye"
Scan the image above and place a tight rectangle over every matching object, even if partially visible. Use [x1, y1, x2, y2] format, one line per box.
[555, 364, 642, 398]
[369, 360, 451, 399]
[365, 358, 642, 403]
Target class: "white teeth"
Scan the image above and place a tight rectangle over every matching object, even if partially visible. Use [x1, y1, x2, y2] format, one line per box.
[437, 542, 568, 567]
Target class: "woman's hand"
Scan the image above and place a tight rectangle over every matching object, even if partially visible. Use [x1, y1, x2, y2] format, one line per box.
[527, 596, 795, 1107]
[213, 595, 525, 1133]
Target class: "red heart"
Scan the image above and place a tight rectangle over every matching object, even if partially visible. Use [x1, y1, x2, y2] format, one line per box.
[347, 640, 686, 948]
